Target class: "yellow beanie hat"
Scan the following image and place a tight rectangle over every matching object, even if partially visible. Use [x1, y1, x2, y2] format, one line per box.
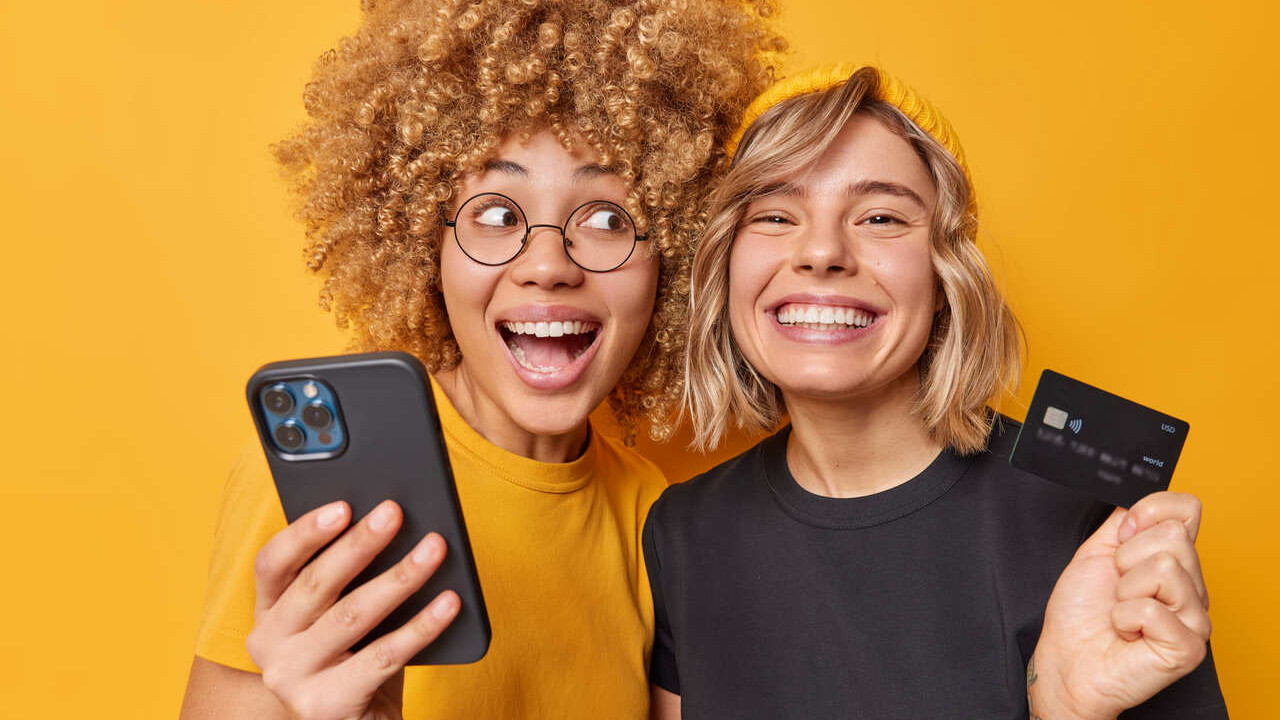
[726, 63, 971, 190]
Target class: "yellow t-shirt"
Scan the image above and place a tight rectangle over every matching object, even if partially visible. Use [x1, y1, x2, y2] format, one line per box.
[194, 378, 668, 719]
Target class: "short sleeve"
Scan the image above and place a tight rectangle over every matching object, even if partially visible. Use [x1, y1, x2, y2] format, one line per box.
[642, 496, 680, 695]
[193, 446, 289, 672]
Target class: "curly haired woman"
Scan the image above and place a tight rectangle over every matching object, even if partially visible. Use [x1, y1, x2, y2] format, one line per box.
[178, 1, 781, 718]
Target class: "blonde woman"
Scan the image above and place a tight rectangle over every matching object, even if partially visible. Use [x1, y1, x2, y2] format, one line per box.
[645, 65, 1226, 719]
[178, 2, 782, 718]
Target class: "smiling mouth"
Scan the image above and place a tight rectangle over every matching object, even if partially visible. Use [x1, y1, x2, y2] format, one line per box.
[773, 303, 879, 331]
[498, 320, 601, 373]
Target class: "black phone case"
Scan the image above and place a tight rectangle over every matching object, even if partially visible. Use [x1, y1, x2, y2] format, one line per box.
[246, 351, 490, 665]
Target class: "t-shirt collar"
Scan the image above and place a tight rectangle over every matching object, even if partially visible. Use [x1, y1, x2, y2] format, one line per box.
[760, 425, 975, 529]
[429, 375, 597, 493]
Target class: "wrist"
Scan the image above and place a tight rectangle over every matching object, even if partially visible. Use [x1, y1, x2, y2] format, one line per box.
[1027, 652, 1116, 720]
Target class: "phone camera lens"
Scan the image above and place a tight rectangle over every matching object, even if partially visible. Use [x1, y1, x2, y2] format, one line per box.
[301, 402, 333, 430]
[264, 386, 295, 415]
[274, 422, 306, 451]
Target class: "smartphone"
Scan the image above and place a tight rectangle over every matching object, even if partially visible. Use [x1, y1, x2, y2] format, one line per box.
[246, 351, 490, 665]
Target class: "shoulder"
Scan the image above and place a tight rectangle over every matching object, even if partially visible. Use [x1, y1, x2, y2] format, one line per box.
[211, 442, 287, 540]
[593, 431, 670, 505]
[961, 413, 1113, 543]
[647, 432, 777, 535]
[227, 442, 274, 487]
[642, 437, 771, 576]
[217, 443, 282, 520]
[964, 412, 1040, 490]
[982, 412, 1023, 459]
[202, 441, 288, 574]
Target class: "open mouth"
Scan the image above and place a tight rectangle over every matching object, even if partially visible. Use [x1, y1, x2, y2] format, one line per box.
[498, 320, 601, 374]
[773, 303, 880, 331]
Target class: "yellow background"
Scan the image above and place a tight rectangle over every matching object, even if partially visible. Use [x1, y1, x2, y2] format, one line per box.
[1, 0, 1275, 715]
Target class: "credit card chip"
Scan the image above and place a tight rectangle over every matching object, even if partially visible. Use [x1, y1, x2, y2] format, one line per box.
[1043, 406, 1068, 430]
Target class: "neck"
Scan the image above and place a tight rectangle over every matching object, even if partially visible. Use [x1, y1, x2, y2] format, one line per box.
[783, 369, 943, 498]
[433, 365, 589, 464]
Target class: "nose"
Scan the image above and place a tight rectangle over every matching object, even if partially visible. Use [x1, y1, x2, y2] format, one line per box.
[508, 225, 585, 289]
[791, 218, 857, 276]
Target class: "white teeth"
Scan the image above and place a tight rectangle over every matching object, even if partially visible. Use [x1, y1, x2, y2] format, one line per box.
[501, 320, 597, 335]
[773, 303, 878, 330]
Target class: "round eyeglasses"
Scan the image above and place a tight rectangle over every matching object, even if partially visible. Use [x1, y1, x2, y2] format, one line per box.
[445, 192, 649, 273]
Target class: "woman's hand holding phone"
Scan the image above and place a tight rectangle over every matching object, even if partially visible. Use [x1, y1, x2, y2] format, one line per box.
[1029, 491, 1211, 720]
[247, 499, 461, 720]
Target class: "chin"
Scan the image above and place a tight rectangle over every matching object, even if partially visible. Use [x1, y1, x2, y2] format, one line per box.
[503, 390, 600, 438]
[775, 360, 924, 407]
[763, 362, 866, 398]
[777, 380, 865, 403]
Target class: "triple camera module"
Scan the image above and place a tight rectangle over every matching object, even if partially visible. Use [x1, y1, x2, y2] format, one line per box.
[258, 379, 345, 457]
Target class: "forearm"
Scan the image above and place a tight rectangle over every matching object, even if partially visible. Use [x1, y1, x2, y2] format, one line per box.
[649, 684, 681, 720]
[179, 655, 294, 720]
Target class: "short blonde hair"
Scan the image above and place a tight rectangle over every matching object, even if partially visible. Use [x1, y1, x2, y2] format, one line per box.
[684, 67, 1023, 454]
[274, 0, 783, 443]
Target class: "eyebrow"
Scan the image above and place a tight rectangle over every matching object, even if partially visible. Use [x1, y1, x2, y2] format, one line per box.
[847, 180, 927, 209]
[754, 179, 928, 209]
[479, 160, 621, 181]
[572, 163, 622, 181]
[482, 159, 528, 176]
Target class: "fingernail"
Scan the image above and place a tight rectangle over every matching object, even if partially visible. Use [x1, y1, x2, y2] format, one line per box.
[412, 534, 442, 566]
[1119, 513, 1139, 542]
[369, 502, 396, 532]
[317, 503, 346, 529]
[431, 592, 459, 619]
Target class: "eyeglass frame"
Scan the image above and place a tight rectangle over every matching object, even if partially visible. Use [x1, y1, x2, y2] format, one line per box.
[443, 192, 650, 273]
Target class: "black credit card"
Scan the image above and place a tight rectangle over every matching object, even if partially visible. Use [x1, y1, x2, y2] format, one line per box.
[1009, 369, 1190, 508]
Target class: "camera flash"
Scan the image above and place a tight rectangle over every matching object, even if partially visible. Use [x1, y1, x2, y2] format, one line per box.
[303, 382, 319, 399]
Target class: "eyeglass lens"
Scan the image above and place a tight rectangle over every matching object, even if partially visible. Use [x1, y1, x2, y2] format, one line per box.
[452, 193, 638, 272]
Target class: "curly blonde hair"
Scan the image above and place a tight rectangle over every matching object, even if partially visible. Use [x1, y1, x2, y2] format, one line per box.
[275, 0, 784, 442]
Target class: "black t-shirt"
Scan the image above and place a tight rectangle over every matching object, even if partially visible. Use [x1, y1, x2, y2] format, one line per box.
[643, 416, 1227, 719]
